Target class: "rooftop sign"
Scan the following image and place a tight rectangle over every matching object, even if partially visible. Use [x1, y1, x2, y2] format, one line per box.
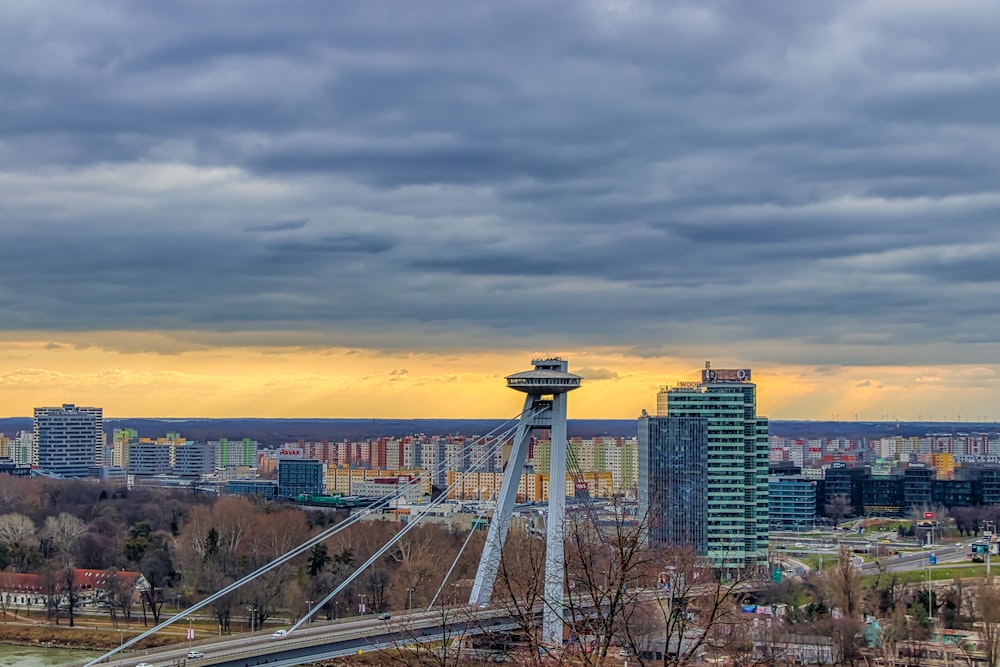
[702, 368, 752, 383]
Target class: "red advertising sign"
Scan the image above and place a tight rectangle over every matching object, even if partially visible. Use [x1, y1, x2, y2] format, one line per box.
[924, 512, 935, 519]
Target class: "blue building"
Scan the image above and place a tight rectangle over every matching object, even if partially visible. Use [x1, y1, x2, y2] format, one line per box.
[768, 476, 817, 531]
[638, 414, 708, 555]
[226, 479, 278, 499]
[277, 459, 325, 498]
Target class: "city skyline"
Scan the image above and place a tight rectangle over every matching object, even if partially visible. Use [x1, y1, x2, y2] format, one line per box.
[3, 2, 1000, 420]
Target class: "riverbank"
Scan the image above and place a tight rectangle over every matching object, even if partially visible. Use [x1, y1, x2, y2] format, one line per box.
[0, 620, 181, 651]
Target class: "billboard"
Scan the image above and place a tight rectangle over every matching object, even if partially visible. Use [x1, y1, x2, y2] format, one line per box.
[277, 446, 303, 459]
[702, 368, 752, 383]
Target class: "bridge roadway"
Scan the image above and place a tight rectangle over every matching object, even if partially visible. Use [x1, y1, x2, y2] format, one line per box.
[77, 607, 520, 667]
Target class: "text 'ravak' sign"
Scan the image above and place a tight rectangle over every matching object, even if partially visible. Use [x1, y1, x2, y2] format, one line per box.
[277, 447, 304, 459]
[702, 368, 752, 383]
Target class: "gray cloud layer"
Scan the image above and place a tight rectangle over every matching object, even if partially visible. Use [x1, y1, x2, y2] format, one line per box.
[2, 0, 1000, 363]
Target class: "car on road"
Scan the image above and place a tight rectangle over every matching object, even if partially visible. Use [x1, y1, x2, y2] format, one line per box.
[187, 651, 205, 659]
[378, 612, 391, 620]
[271, 629, 288, 639]
[135, 663, 155, 667]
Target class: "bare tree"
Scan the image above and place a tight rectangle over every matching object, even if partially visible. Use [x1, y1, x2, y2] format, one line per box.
[975, 578, 1000, 667]
[493, 520, 546, 666]
[827, 547, 869, 620]
[824, 494, 853, 526]
[0, 513, 37, 545]
[241, 567, 289, 630]
[38, 567, 60, 624]
[0, 572, 16, 622]
[716, 613, 789, 667]
[41, 513, 86, 565]
[645, 551, 760, 667]
[60, 566, 78, 627]
[383, 586, 474, 667]
[0, 513, 39, 570]
[100, 567, 132, 628]
[138, 531, 175, 626]
[872, 603, 919, 667]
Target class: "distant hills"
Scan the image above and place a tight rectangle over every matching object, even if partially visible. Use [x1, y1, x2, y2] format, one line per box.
[2, 417, 998, 448]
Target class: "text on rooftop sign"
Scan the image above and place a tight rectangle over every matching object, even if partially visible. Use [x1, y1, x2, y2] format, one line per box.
[702, 368, 752, 383]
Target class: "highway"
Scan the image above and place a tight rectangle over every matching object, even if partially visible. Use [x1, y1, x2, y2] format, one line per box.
[859, 544, 968, 574]
[772, 531, 972, 575]
[77, 607, 518, 667]
[83, 535, 974, 667]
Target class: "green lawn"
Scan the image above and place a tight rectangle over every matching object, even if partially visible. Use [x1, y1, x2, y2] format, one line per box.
[861, 520, 910, 535]
[863, 563, 989, 586]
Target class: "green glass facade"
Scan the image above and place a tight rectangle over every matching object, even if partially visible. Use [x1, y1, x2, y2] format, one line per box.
[662, 375, 769, 569]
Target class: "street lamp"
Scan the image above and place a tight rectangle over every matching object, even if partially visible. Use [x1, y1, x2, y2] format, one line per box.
[306, 600, 314, 623]
[118, 629, 124, 647]
[986, 521, 996, 576]
[407, 588, 414, 612]
[925, 564, 935, 629]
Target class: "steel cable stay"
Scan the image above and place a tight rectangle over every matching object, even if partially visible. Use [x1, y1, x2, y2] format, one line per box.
[427, 471, 500, 610]
[429, 403, 548, 609]
[565, 443, 609, 548]
[83, 407, 537, 667]
[288, 414, 530, 632]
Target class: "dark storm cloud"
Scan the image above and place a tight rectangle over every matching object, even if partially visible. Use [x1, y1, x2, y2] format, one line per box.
[246, 219, 309, 233]
[3, 0, 1000, 363]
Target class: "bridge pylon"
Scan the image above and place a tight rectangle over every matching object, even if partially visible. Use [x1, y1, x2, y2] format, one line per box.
[469, 357, 581, 648]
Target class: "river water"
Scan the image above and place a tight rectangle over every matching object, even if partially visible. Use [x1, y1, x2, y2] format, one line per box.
[0, 643, 101, 666]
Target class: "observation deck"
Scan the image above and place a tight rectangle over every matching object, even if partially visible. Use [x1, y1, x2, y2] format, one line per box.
[506, 358, 582, 395]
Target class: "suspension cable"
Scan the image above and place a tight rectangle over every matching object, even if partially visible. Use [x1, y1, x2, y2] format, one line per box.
[84, 408, 536, 667]
[288, 415, 527, 631]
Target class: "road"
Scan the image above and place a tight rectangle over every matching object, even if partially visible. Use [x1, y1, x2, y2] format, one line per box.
[77, 607, 517, 667]
[859, 544, 967, 574]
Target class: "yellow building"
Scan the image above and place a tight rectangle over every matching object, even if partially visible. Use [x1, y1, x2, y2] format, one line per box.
[445, 470, 614, 502]
[325, 466, 433, 496]
[930, 453, 955, 480]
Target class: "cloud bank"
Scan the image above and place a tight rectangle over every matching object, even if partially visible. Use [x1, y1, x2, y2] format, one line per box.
[2, 0, 1000, 368]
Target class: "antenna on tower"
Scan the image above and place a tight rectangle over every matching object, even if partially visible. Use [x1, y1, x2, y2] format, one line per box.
[705, 360, 711, 369]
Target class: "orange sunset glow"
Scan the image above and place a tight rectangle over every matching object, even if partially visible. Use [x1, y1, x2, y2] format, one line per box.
[2, 332, 999, 422]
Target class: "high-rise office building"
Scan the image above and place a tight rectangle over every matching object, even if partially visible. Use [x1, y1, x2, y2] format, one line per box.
[638, 415, 708, 553]
[643, 365, 769, 569]
[34, 404, 103, 478]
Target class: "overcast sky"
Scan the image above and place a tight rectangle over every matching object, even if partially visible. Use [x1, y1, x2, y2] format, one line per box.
[2, 0, 1000, 420]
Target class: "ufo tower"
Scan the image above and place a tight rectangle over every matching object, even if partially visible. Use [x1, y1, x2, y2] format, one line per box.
[470, 358, 582, 647]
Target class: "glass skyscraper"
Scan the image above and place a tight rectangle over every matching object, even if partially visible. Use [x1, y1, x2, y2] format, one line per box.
[638, 415, 708, 553]
[644, 366, 769, 569]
